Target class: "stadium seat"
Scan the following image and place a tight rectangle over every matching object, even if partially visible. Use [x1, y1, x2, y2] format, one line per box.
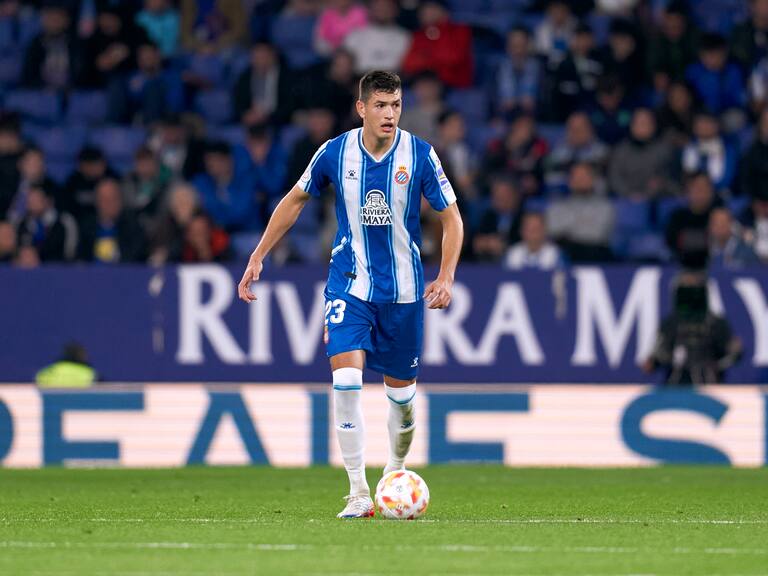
[279, 125, 307, 155]
[186, 53, 227, 87]
[231, 232, 262, 261]
[66, 90, 109, 125]
[46, 158, 75, 184]
[194, 90, 232, 125]
[4, 89, 61, 123]
[728, 195, 751, 218]
[446, 88, 489, 123]
[88, 126, 147, 168]
[654, 196, 686, 230]
[538, 124, 566, 148]
[271, 14, 321, 70]
[612, 198, 651, 258]
[0, 52, 22, 87]
[207, 124, 246, 147]
[626, 232, 670, 262]
[36, 125, 88, 161]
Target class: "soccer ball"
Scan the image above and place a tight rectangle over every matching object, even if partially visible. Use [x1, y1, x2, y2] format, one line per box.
[375, 470, 430, 520]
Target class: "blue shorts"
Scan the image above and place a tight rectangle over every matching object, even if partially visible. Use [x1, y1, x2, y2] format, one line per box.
[324, 288, 423, 381]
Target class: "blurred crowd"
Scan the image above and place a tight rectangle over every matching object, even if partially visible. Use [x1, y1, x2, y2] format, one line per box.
[0, 0, 767, 271]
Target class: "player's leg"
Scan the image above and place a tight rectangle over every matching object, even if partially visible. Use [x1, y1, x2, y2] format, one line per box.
[325, 293, 375, 518]
[382, 374, 416, 476]
[366, 300, 423, 476]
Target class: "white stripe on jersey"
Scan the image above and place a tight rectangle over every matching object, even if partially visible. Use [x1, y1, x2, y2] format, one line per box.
[427, 146, 458, 207]
[391, 131, 417, 302]
[343, 129, 372, 301]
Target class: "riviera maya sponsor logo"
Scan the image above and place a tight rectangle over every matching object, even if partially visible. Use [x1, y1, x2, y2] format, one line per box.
[394, 166, 409, 185]
[361, 190, 392, 226]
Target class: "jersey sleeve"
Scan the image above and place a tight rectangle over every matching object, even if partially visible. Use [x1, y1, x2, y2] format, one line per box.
[295, 140, 331, 198]
[421, 146, 457, 211]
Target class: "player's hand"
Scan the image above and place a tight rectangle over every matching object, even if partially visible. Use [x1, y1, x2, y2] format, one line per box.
[423, 277, 453, 309]
[238, 258, 263, 303]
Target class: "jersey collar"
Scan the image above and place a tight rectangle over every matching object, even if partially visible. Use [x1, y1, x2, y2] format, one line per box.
[358, 127, 400, 164]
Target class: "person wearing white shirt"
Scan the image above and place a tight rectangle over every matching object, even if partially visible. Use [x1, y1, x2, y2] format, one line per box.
[505, 211, 564, 270]
[343, 0, 410, 74]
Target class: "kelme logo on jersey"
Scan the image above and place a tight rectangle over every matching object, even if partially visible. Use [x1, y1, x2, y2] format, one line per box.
[361, 190, 392, 226]
[394, 166, 409, 185]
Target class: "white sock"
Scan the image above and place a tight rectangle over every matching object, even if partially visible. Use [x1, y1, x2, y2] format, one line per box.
[384, 382, 416, 475]
[333, 367, 368, 496]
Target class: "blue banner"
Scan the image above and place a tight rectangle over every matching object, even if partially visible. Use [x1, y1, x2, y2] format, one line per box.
[1, 265, 767, 383]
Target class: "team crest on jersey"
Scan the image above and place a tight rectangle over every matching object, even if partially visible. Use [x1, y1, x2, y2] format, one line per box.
[361, 190, 392, 226]
[394, 166, 409, 185]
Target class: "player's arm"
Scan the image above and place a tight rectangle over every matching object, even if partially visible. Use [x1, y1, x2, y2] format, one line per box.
[237, 185, 311, 302]
[424, 203, 463, 310]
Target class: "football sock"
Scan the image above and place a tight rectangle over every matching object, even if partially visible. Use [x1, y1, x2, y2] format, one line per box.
[332, 367, 368, 497]
[384, 382, 416, 474]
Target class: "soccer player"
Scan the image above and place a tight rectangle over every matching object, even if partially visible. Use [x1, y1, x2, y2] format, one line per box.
[237, 71, 463, 518]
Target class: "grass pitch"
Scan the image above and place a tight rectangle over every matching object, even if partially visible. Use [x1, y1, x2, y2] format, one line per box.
[0, 466, 766, 575]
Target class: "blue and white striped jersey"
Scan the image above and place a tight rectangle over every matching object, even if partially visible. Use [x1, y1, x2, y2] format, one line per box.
[296, 127, 457, 304]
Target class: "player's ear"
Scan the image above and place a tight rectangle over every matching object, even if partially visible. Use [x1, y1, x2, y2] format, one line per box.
[355, 99, 365, 120]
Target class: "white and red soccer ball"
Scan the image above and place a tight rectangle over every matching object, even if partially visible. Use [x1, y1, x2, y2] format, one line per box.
[375, 469, 430, 520]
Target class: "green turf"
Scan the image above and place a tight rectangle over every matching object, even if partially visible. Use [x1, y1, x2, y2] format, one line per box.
[0, 466, 767, 575]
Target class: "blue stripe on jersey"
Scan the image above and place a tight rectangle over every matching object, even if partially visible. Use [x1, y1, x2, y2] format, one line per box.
[360, 153, 373, 301]
[426, 153, 449, 209]
[305, 141, 328, 192]
[386, 153, 398, 303]
[408, 134, 420, 299]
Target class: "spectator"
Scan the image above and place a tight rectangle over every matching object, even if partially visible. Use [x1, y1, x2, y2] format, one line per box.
[36, 342, 96, 388]
[271, 0, 322, 71]
[548, 23, 602, 122]
[495, 26, 540, 119]
[180, 0, 246, 52]
[740, 108, 768, 199]
[78, 178, 146, 263]
[0, 115, 22, 219]
[181, 212, 233, 263]
[472, 176, 523, 262]
[547, 163, 615, 262]
[749, 55, 768, 114]
[435, 110, 475, 199]
[740, 191, 768, 262]
[684, 33, 746, 125]
[0, 220, 17, 262]
[314, 0, 368, 57]
[301, 48, 358, 130]
[7, 146, 58, 226]
[148, 115, 206, 180]
[135, 0, 180, 58]
[534, 0, 577, 64]
[343, 0, 410, 74]
[242, 123, 287, 213]
[21, 1, 77, 90]
[682, 112, 738, 192]
[16, 185, 78, 262]
[708, 207, 759, 269]
[0, 0, 38, 56]
[59, 147, 117, 224]
[599, 18, 645, 99]
[657, 81, 696, 148]
[122, 145, 172, 226]
[14, 244, 40, 268]
[595, 0, 639, 16]
[287, 108, 336, 188]
[192, 141, 256, 232]
[608, 108, 678, 199]
[730, 0, 768, 70]
[546, 111, 609, 190]
[233, 42, 292, 127]
[643, 272, 742, 385]
[399, 71, 445, 144]
[665, 171, 719, 269]
[401, 0, 473, 89]
[482, 114, 548, 197]
[149, 181, 200, 264]
[78, 5, 148, 90]
[647, 0, 698, 93]
[126, 41, 184, 124]
[588, 75, 632, 145]
[505, 211, 564, 270]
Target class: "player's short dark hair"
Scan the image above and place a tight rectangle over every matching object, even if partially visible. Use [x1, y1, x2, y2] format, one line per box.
[359, 71, 401, 103]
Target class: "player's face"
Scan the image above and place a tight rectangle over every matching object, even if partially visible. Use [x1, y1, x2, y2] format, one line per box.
[358, 90, 402, 140]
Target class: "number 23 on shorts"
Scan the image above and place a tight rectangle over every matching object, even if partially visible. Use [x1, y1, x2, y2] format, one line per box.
[325, 299, 346, 325]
